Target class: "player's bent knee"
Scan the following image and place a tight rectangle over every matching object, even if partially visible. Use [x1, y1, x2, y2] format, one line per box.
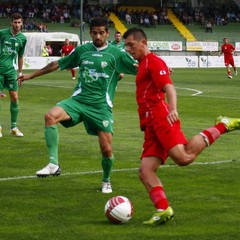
[172, 157, 193, 166]
[138, 168, 146, 182]
[138, 167, 153, 183]
[44, 112, 57, 125]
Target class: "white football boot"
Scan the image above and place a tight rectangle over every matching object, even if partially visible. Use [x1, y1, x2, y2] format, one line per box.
[10, 127, 24, 137]
[0, 126, 2, 138]
[102, 182, 112, 193]
[36, 163, 61, 177]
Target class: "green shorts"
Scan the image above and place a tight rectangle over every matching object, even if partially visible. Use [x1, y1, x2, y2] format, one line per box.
[0, 72, 18, 91]
[57, 97, 114, 136]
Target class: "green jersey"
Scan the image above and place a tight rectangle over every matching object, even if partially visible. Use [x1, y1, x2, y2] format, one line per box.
[58, 42, 137, 108]
[0, 28, 27, 74]
[110, 40, 125, 50]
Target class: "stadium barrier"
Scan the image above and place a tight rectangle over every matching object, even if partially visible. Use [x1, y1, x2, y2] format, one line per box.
[22, 56, 240, 69]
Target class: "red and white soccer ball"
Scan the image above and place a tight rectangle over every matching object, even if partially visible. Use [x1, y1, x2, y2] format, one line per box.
[104, 196, 134, 224]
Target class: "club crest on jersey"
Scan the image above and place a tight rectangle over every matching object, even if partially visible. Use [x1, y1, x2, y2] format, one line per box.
[103, 120, 109, 127]
[159, 70, 166, 75]
[101, 61, 108, 68]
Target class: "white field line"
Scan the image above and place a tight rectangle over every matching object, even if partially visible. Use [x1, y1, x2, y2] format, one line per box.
[177, 87, 203, 96]
[0, 159, 238, 182]
[29, 82, 203, 96]
[29, 82, 240, 99]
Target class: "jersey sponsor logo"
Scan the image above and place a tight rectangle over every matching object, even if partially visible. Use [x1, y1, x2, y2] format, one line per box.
[159, 70, 167, 75]
[82, 60, 94, 65]
[102, 120, 109, 127]
[2, 45, 16, 55]
[92, 53, 103, 57]
[82, 67, 109, 83]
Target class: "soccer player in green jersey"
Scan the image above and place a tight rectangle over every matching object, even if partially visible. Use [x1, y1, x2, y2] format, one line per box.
[110, 31, 125, 50]
[0, 13, 27, 138]
[18, 17, 137, 193]
[110, 32, 126, 80]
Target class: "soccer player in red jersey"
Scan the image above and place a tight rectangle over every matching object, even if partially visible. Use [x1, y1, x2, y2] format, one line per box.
[219, 37, 238, 78]
[61, 38, 75, 79]
[123, 28, 240, 225]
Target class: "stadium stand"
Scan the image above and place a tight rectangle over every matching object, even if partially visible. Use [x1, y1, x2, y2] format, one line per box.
[108, 12, 127, 35]
[167, 8, 197, 41]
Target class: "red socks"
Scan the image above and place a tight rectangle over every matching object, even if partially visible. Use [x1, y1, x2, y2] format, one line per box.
[71, 69, 75, 78]
[150, 186, 169, 211]
[201, 123, 227, 145]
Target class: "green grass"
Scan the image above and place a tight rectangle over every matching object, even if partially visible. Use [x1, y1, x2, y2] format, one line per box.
[0, 68, 240, 239]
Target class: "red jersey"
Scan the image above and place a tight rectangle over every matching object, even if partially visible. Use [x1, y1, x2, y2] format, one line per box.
[221, 43, 235, 60]
[61, 44, 74, 56]
[136, 52, 172, 130]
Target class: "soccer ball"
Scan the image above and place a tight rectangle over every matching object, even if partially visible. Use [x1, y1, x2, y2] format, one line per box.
[104, 196, 134, 224]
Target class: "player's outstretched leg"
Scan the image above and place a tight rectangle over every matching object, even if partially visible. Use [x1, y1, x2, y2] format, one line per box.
[36, 125, 60, 177]
[216, 116, 240, 132]
[143, 206, 174, 225]
[101, 156, 114, 193]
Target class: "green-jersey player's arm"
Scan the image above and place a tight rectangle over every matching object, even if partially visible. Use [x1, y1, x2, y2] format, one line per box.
[117, 51, 138, 76]
[18, 61, 59, 86]
[58, 47, 79, 70]
[18, 37, 27, 76]
[18, 56, 24, 75]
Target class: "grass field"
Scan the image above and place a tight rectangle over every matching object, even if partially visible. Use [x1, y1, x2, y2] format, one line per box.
[0, 68, 240, 239]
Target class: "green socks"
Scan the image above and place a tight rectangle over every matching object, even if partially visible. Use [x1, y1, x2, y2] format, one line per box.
[102, 156, 114, 182]
[10, 101, 19, 129]
[45, 125, 59, 165]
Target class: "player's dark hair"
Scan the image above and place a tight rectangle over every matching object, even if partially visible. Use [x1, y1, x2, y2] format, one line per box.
[123, 28, 147, 41]
[90, 17, 109, 32]
[11, 13, 23, 21]
[115, 31, 121, 35]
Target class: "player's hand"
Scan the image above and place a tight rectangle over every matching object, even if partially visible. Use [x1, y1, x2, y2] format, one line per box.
[133, 63, 139, 70]
[169, 68, 174, 75]
[18, 74, 31, 86]
[167, 109, 179, 126]
[118, 73, 124, 80]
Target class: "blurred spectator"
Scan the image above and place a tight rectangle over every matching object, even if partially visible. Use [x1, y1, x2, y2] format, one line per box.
[63, 9, 71, 23]
[38, 22, 48, 32]
[144, 16, 151, 27]
[152, 12, 158, 28]
[139, 16, 144, 28]
[41, 43, 52, 57]
[107, 17, 114, 27]
[125, 13, 131, 24]
[205, 21, 213, 33]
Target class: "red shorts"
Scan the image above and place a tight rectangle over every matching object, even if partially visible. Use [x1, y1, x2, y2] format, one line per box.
[224, 58, 234, 67]
[141, 115, 187, 164]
